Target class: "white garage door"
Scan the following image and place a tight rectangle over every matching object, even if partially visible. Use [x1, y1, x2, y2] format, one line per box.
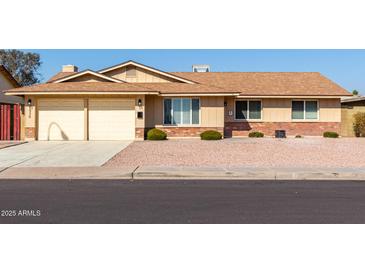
[88, 99, 135, 140]
[38, 99, 85, 141]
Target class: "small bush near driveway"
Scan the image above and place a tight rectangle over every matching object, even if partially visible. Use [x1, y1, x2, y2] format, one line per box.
[323, 131, 339, 138]
[200, 130, 222, 140]
[147, 128, 167, 140]
[248, 131, 264, 138]
[353, 112, 365, 137]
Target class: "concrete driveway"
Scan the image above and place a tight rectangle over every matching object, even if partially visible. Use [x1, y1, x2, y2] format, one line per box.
[0, 141, 132, 168]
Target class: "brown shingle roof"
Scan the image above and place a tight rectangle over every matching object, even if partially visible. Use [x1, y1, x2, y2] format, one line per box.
[5, 82, 156, 93]
[24, 69, 351, 97]
[47, 71, 77, 83]
[132, 83, 236, 94]
[172, 72, 350, 96]
[5, 82, 237, 95]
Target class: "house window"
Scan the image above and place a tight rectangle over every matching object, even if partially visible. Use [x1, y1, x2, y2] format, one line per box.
[235, 100, 262, 120]
[291, 100, 318, 120]
[163, 98, 200, 125]
[126, 66, 137, 77]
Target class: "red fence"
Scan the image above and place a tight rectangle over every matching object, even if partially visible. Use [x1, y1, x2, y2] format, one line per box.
[0, 104, 21, 140]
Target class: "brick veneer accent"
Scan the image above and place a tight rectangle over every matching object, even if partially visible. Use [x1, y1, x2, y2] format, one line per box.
[25, 127, 36, 139]
[135, 128, 145, 139]
[224, 121, 341, 137]
[156, 127, 224, 138]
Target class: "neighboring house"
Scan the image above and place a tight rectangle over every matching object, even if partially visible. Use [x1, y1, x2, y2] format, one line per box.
[0, 65, 23, 140]
[340, 96, 365, 137]
[5, 60, 351, 141]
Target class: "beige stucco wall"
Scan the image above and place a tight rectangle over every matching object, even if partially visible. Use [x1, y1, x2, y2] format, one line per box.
[225, 97, 341, 122]
[145, 95, 224, 127]
[23, 95, 36, 140]
[0, 73, 23, 104]
[0, 72, 14, 90]
[23, 94, 341, 140]
[319, 99, 341, 122]
[134, 95, 145, 128]
[24, 94, 145, 140]
[341, 105, 365, 137]
[24, 95, 36, 128]
[201, 96, 224, 127]
[262, 98, 291, 122]
[104, 66, 178, 83]
[145, 95, 162, 128]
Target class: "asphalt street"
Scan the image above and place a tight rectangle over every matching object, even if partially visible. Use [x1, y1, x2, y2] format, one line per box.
[1, 179, 365, 223]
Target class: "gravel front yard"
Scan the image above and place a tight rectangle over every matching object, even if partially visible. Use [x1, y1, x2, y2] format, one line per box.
[104, 138, 365, 169]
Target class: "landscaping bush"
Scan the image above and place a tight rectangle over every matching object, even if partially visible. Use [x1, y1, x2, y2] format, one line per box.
[146, 128, 167, 140]
[323, 131, 339, 138]
[353, 112, 365, 137]
[248, 131, 264, 138]
[295, 135, 303, 138]
[200, 130, 222, 140]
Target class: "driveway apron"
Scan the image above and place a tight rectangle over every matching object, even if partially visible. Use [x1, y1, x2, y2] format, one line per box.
[0, 141, 132, 168]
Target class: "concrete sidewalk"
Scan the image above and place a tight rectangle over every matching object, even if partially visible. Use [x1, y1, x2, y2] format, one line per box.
[1, 165, 365, 180]
[0, 166, 135, 179]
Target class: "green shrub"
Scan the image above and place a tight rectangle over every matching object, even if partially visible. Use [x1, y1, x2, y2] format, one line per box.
[200, 130, 222, 140]
[146, 128, 167, 140]
[295, 135, 303, 138]
[323, 131, 339, 138]
[353, 112, 365, 137]
[248, 131, 264, 138]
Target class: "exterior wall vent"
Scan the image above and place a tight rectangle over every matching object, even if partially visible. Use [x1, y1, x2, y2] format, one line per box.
[192, 65, 210, 72]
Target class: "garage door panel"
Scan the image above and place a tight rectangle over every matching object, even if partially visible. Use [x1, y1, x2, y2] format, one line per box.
[89, 100, 134, 109]
[38, 99, 84, 141]
[88, 99, 135, 140]
[38, 99, 84, 108]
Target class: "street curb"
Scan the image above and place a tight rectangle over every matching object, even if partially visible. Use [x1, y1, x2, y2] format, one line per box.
[132, 172, 365, 181]
[131, 166, 365, 180]
[1, 166, 365, 181]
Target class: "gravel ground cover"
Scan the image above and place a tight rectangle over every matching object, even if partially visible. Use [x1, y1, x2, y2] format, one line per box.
[104, 138, 365, 169]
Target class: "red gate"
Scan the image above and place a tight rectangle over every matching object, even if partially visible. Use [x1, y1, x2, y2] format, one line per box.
[0, 104, 21, 140]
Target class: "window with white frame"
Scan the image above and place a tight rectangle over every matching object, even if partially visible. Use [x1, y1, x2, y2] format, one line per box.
[235, 100, 262, 120]
[291, 100, 318, 120]
[163, 98, 200, 125]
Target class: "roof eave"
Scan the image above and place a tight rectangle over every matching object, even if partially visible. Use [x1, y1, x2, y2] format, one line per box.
[236, 95, 351, 98]
[341, 96, 365, 103]
[53, 70, 124, 83]
[160, 92, 240, 96]
[4, 91, 160, 95]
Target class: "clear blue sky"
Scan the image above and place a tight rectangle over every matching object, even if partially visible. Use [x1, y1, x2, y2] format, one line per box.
[25, 49, 365, 94]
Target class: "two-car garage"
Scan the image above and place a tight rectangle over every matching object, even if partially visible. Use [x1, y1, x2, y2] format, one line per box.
[37, 98, 136, 141]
